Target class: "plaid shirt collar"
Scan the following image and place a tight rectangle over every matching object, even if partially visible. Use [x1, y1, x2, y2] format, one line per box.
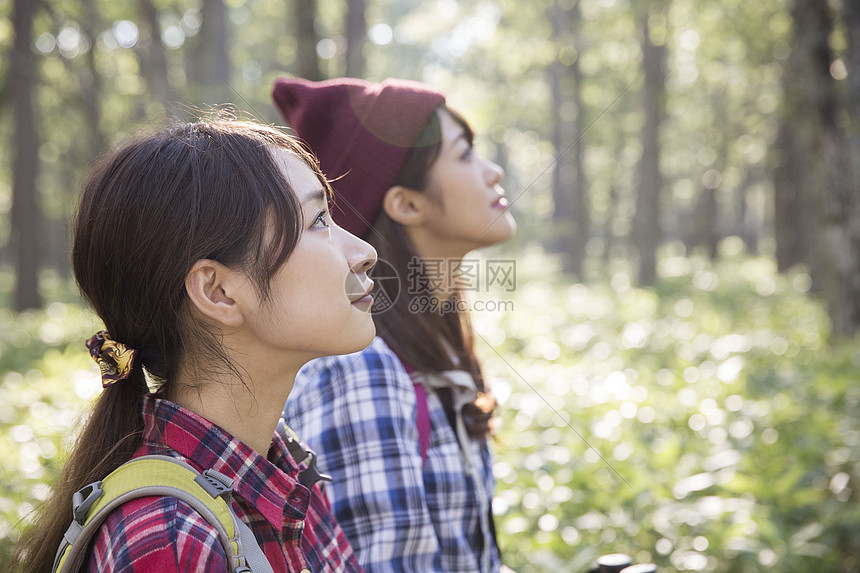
[138, 396, 310, 531]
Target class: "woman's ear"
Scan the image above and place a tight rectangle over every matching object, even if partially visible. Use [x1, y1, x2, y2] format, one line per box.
[382, 185, 427, 226]
[185, 259, 246, 328]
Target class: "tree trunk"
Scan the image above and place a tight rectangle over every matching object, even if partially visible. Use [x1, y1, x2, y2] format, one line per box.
[844, 1, 860, 139]
[82, 0, 108, 155]
[693, 94, 728, 260]
[603, 128, 626, 264]
[811, 0, 860, 337]
[695, 185, 718, 258]
[774, 0, 860, 337]
[737, 169, 760, 255]
[549, 0, 588, 279]
[549, 3, 569, 252]
[139, 0, 171, 105]
[773, 0, 832, 281]
[11, 0, 41, 310]
[632, 6, 667, 286]
[568, 1, 588, 277]
[843, 0, 860, 257]
[210, 0, 231, 87]
[603, 181, 618, 264]
[839, 0, 860, 337]
[345, 0, 367, 78]
[185, 0, 231, 104]
[294, 0, 322, 80]
[774, 0, 860, 336]
[205, 0, 231, 103]
[772, 118, 807, 271]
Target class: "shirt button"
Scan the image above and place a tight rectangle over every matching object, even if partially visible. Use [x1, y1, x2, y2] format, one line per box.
[300, 569, 311, 573]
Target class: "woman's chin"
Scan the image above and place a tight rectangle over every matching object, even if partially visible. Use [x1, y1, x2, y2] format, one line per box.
[340, 321, 377, 355]
[479, 215, 517, 247]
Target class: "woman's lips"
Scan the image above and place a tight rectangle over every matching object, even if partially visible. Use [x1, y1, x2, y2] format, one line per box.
[350, 293, 374, 312]
[350, 280, 375, 308]
[352, 293, 374, 303]
[492, 196, 509, 210]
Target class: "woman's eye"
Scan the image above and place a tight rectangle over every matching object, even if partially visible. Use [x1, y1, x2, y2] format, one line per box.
[312, 211, 331, 229]
[460, 147, 474, 161]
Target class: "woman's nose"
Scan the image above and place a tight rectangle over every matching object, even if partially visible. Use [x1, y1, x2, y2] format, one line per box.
[484, 158, 504, 185]
[342, 227, 377, 274]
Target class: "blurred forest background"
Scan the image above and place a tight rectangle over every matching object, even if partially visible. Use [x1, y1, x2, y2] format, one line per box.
[1, 0, 859, 571]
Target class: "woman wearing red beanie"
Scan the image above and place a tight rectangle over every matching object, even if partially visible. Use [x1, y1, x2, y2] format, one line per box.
[274, 77, 515, 573]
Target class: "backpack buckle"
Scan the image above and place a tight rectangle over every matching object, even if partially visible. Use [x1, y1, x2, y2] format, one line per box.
[298, 450, 332, 490]
[72, 481, 104, 524]
[195, 468, 234, 499]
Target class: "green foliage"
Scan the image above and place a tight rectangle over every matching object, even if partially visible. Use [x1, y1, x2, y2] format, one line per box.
[2, 247, 858, 571]
[0, 300, 100, 565]
[470, 245, 859, 572]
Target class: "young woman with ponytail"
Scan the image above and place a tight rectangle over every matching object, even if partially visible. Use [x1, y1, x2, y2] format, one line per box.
[274, 78, 516, 572]
[19, 120, 375, 572]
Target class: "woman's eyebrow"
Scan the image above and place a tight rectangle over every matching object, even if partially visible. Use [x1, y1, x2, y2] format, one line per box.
[301, 189, 328, 205]
[447, 130, 468, 149]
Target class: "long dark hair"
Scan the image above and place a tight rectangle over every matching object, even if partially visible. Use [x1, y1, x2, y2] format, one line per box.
[369, 106, 496, 438]
[19, 120, 328, 572]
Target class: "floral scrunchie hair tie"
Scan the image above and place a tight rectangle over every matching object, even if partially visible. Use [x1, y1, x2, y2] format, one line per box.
[85, 330, 139, 387]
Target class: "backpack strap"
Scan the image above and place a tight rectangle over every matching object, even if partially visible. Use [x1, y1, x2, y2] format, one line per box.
[52, 455, 273, 573]
[399, 359, 431, 467]
[413, 382, 431, 466]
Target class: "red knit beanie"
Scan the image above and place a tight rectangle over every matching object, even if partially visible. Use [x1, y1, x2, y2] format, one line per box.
[272, 77, 445, 238]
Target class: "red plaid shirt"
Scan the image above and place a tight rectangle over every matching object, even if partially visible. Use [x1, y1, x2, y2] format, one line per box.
[85, 397, 362, 572]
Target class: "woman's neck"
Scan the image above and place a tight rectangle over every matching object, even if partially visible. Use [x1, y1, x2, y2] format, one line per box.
[171, 360, 299, 455]
[417, 250, 468, 301]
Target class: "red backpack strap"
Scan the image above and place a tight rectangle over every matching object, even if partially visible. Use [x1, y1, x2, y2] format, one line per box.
[401, 360, 430, 467]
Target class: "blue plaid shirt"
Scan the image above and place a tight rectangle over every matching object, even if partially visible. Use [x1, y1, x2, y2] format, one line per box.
[284, 337, 500, 572]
